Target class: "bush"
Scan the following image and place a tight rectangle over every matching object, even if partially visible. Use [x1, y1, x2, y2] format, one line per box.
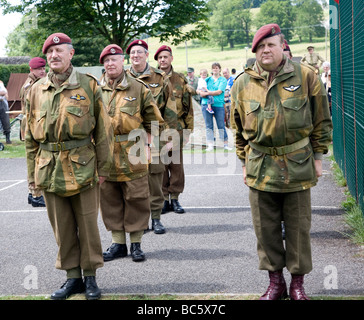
[0, 64, 30, 87]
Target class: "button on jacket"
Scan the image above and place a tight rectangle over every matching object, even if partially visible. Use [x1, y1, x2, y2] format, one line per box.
[25, 69, 114, 197]
[231, 56, 333, 193]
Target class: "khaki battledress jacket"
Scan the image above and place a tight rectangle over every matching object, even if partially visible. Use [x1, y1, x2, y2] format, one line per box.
[231, 56, 333, 193]
[25, 69, 114, 197]
[301, 52, 325, 68]
[99, 71, 164, 182]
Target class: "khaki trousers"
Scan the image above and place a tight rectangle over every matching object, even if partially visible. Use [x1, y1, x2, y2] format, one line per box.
[100, 175, 150, 233]
[162, 148, 185, 199]
[44, 186, 103, 273]
[148, 156, 166, 219]
[249, 188, 312, 275]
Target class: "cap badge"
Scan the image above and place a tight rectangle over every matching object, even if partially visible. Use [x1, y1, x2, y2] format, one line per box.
[138, 40, 142, 44]
[110, 48, 116, 54]
[271, 27, 275, 34]
[53, 36, 60, 43]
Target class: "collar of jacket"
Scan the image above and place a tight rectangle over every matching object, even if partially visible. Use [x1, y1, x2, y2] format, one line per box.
[245, 55, 295, 83]
[99, 70, 130, 91]
[41, 67, 80, 91]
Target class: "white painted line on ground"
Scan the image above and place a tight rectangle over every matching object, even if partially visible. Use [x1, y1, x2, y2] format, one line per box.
[0, 179, 26, 192]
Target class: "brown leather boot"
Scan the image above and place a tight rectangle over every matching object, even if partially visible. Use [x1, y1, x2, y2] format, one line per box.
[289, 274, 310, 300]
[259, 270, 288, 300]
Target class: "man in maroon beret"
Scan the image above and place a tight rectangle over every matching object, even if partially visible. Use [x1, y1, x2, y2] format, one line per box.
[283, 40, 293, 59]
[231, 24, 332, 300]
[25, 32, 114, 300]
[20, 57, 47, 207]
[98, 43, 164, 263]
[154, 45, 194, 216]
[126, 40, 178, 235]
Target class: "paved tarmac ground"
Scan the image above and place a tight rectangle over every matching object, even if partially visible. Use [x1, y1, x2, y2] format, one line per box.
[0, 148, 363, 299]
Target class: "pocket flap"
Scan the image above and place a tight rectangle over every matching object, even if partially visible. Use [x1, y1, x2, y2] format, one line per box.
[282, 96, 307, 111]
[70, 152, 94, 165]
[286, 145, 312, 164]
[37, 157, 51, 169]
[66, 105, 89, 117]
[244, 100, 260, 115]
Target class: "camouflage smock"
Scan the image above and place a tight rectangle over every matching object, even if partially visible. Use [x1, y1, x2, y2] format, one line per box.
[99, 71, 164, 182]
[25, 69, 114, 197]
[166, 67, 194, 147]
[231, 56, 333, 193]
[126, 64, 178, 155]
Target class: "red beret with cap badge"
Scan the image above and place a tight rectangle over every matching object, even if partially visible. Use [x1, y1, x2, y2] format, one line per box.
[154, 45, 172, 61]
[251, 24, 281, 53]
[99, 44, 123, 64]
[126, 39, 148, 55]
[42, 33, 72, 54]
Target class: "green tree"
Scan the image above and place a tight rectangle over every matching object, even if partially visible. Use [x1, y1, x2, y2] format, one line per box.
[5, 14, 108, 66]
[255, 0, 295, 41]
[293, 0, 325, 42]
[0, 0, 210, 50]
[209, 0, 252, 50]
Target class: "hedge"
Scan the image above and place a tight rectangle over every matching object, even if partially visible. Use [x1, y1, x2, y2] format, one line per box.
[0, 64, 30, 87]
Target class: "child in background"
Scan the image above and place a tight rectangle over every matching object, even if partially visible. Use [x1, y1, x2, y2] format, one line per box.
[197, 69, 214, 114]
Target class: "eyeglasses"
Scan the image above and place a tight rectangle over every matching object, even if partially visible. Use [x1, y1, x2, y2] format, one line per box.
[130, 50, 146, 55]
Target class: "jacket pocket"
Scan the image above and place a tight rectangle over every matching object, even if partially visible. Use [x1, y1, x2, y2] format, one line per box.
[240, 100, 260, 138]
[286, 144, 315, 182]
[281, 95, 312, 130]
[66, 105, 93, 136]
[246, 148, 264, 180]
[34, 156, 53, 188]
[31, 109, 47, 141]
[69, 147, 96, 187]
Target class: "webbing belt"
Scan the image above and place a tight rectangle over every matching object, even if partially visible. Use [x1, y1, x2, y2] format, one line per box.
[248, 137, 310, 156]
[39, 137, 92, 152]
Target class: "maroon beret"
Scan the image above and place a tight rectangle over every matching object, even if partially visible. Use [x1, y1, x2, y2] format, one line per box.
[42, 33, 72, 54]
[154, 45, 172, 60]
[126, 39, 148, 55]
[29, 57, 46, 69]
[251, 24, 281, 53]
[283, 40, 291, 52]
[99, 44, 123, 64]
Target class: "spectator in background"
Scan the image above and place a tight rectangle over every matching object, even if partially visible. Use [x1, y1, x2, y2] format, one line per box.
[231, 68, 237, 79]
[324, 70, 332, 115]
[321, 61, 330, 86]
[187, 67, 200, 103]
[0, 79, 11, 144]
[301, 45, 325, 74]
[222, 68, 234, 128]
[197, 62, 229, 151]
[197, 68, 214, 114]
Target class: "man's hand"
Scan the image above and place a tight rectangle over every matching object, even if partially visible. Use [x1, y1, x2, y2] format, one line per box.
[98, 176, 107, 184]
[242, 166, 247, 185]
[315, 159, 323, 178]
